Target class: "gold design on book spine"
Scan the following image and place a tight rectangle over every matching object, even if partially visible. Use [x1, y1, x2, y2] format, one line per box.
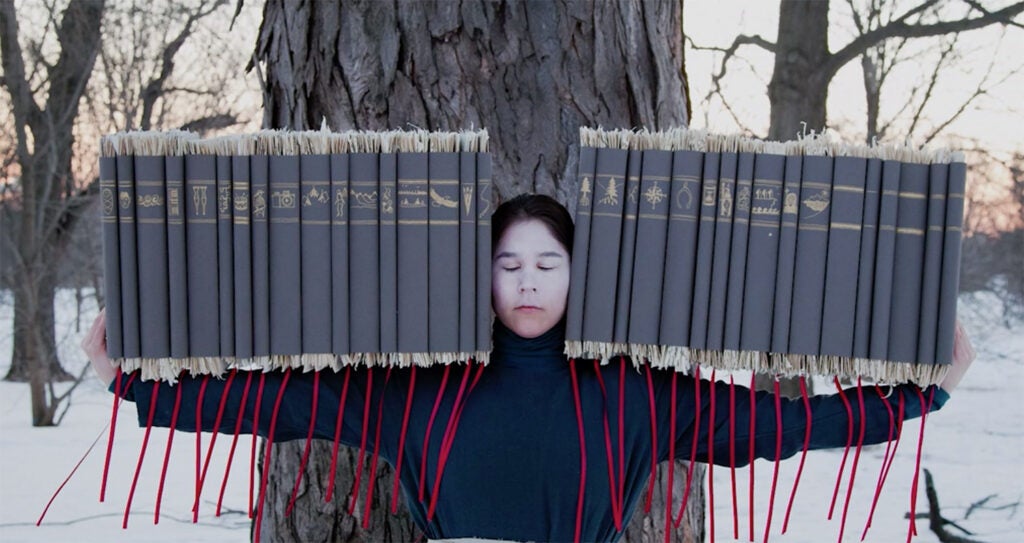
[302, 185, 330, 207]
[271, 189, 296, 209]
[350, 190, 378, 210]
[168, 188, 181, 218]
[137, 194, 164, 208]
[334, 189, 347, 218]
[784, 190, 798, 214]
[119, 191, 131, 209]
[703, 185, 716, 206]
[628, 179, 639, 205]
[399, 188, 426, 208]
[462, 185, 474, 216]
[192, 186, 208, 216]
[429, 188, 458, 208]
[676, 183, 695, 210]
[102, 189, 115, 215]
[234, 193, 248, 212]
[478, 181, 493, 218]
[381, 186, 394, 214]
[578, 176, 592, 207]
[752, 188, 779, 215]
[719, 185, 733, 218]
[802, 190, 830, 217]
[252, 189, 266, 219]
[643, 183, 667, 209]
[219, 187, 231, 214]
[737, 186, 751, 213]
[598, 177, 620, 206]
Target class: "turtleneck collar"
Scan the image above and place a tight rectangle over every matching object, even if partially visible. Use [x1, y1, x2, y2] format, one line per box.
[491, 318, 567, 369]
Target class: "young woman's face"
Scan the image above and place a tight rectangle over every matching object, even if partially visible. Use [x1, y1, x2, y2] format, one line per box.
[491, 219, 571, 338]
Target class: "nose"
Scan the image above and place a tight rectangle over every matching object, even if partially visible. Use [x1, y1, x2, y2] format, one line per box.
[519, 273, 538, 293]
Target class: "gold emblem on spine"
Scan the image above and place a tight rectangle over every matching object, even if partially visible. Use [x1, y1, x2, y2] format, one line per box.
[302, 186, 330, 207]
[703, 185, 716, 206]
[234, 193, 249, 212]
[784, 190, 798, 214]
[737, 186, 751, 213]
[381, 186, 394, 214]
[802, 190, 831, 217]
[271, 189, 296, 209]
[628, 181, 639, 205]
[676, 183, 695, 210]
[192, 186, 208, 216]
[429, 188, 458, 208]
[643, 183, 667, 209]
[119, 191, 131, 209]
[752, 188, 779, 215]
[578, 176, 592, 207]
[462, 185, 474, 217]
[219, 187, 231, 214]
[598, 177, 620, 206]
[102, 188, 115, 215]
[478, 182, 493, 218]
[334, 189, 347, 218]
[399, 188, 426, 208]
[137, 194, 164, 208]
[168, 188, 180, 217]
[350, 190, 378, 210]
[720, 186, 733, 218]
[253, 189, 267, 219]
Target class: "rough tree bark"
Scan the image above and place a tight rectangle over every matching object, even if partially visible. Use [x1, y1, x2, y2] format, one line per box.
[254, 1, 701, 541]
[767, 0, 830, 142]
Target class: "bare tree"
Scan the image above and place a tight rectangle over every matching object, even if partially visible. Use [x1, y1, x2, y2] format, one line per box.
[253, 1, 703, 541]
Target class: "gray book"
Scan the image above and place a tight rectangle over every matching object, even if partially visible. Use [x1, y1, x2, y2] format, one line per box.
[250, 154, 271, 357]
[476, 153, 493, 354]
[300, 153, 333, 355]
[269, 155, 302, 355]
[820, 156, 867, 358]
[458, 151, 478, 354]
[165, 154, 189, 358]
[770, 154, 802, 354]
[378, 152, 398, 354]
[584, 147, 628, 346]
[397, 152, 429, 354]
[566, 146, 596, 346]
[689, 151, 721, 350]
[185, 154, 220, 356]
[135, 155, 171, 358]
[349, 152, 380, 355]
[659, 149, 703, 349]
[868, 160, 901, 361]
[724, 152, 754, 351]
[613, 150, 642, 345]
[740, 151, 785, 352]
[232, 154, 253, 359]
[936, 161, 966, 365]
[852, 158, 882, 359]
[916, 163, 949, 365]
[116, 154, 140, 358]
[706, 151, 737, 351]
[888, 162, 929, 363]
[428, 151, 461, 354]
[216, 155, 235, 357]
[628, 149, 672, 347]
[788, 155, 833, 356]
[330, 153, 350, 356]
[100, 156, 123, 358]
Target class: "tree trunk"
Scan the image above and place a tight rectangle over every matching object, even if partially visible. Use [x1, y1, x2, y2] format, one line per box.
[255, 0, 698, 541]
[767, 0, 830, 141]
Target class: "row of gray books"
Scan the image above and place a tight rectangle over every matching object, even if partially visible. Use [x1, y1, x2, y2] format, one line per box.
[565, 128, 965, 385]
[100, 130, 493, 375]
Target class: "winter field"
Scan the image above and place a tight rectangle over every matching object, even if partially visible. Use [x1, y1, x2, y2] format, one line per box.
[0, 289, 1020, 543]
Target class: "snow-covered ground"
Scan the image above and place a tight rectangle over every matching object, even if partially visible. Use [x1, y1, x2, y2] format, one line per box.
[0, 289, 1021, 542]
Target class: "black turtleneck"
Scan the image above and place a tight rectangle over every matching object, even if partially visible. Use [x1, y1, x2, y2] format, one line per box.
[114, 321, 947, 542]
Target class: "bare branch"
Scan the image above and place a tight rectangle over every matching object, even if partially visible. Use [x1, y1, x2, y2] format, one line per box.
[907, 34, 960, 136]
[0, 0, 42, 159]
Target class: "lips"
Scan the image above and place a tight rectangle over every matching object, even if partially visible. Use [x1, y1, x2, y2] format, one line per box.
[515, 305, 542, 312]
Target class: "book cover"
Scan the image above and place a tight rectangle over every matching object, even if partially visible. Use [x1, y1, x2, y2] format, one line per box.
[165, 151, 189, 359]
[740, 151, 785, 353]
[458, 148, 478, 354]
[349, 152, 381, 356]
[613, 149, 642, 345]
[628, 149, 672, 348]
[723, 151, 754, 351]
[232, 152, 253, 359]
[869, 160, 901, 362]
[184, 153, 220, 357]
[888, 162, 929, 363]
[689, 150, 721, 350]
[116, 153, 140, 358]
[428, 150, 461, 354]
[300, 152, 333, 355]
[788, 154, 833, 356]
[216, 154, 235, 357]
[566, 146, 596, 348]
[820, 155, 867, 358]
[250, 153, 270, 357]
[476, 153, 493, 354]
[379, 151, 398, 355]
[397, 151, 429, 355]
[916, 162, 949, 365]
[659, 149, 703, 349]
[936, 160, 966, 365]
[706, 149, 737, 351]
[330, 153, 350, 356]
[584, 147, 628, 350]
[100, 156, 123, 358]
[269, 154, 302, 356]
[852, 158, 882, 359]
[134, 154, 170, 358]
[770, 153, 802, 354]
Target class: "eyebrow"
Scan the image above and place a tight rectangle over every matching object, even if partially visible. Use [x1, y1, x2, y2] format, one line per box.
[494, 251, 565, 260]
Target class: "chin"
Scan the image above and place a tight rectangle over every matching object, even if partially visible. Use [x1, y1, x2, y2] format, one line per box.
[507, 319, 552, 339]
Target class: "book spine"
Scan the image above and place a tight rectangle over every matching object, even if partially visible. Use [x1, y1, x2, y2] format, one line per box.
[706, 151, 737, 351]
[770, 154, 802, 354]
[135, 155, 170, 358]
[566, 146, 596, 346]
[869, 160, 901, 361]
[184, 154, 220, 357]
[916, 162, 949, 365]
[116, 154, 140, 358]
[100, 156, 123, 359]
[723, 151, 754, 351]
[429, 151, 461, 354]
[888, 163, 929, 363]
[349, 152, 380, 356]
[936, 161, 966, 366]
[379, 152, 398, 355]
[216, 155, 235, 357]
[852, 158, 882, 359]
[476, 153, 493, 354]
[788, 155, 833, 356]
[689, 151, 721, 350]
[232, 154, 253, 359]
[269, 154, 302, 356]
[250, 154, 270, 357]
[330, 153, 350, 356]
[458, 150, 478, 354]
[627, 149, 672, 348]
[584, 147, 628, 349]
[819, 156, 867, 358]
[300, 153, 333, 355]
[659, 149, 703, 349]
[397, 152, 429, 354]
[165, 154, 188, 359]
[613, 150, 642, 345]
[740, 151, 785, 353]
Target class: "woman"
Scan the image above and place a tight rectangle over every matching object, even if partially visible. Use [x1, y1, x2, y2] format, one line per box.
[83, 194, 976, 543]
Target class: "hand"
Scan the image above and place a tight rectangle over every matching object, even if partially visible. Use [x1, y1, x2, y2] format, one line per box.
[939, 320, 976, 394]
[81, 308, 117, 388]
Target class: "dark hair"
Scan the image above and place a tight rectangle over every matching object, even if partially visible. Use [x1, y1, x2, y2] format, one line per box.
[491, 194, 574, 254]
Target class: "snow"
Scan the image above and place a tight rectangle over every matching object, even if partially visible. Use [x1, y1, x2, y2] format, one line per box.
[0, 289, 1021, 542]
